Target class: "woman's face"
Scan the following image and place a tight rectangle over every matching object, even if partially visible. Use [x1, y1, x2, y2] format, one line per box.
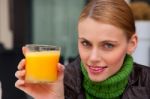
[78, 18, 136, 82]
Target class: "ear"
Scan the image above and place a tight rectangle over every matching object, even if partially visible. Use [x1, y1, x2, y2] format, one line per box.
[127, 33, 138, 55]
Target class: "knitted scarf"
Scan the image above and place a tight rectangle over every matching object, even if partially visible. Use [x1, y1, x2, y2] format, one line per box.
[81, 54, 133, 99]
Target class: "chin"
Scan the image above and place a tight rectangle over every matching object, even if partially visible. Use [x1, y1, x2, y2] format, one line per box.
[88, 74, 107, 82]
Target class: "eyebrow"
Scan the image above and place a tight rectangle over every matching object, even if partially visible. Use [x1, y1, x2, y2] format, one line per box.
[78, 37, 118, 44]
[101, 40, 118, 44]
[78, 37, 89, 41]
[78, 38, 91, 44]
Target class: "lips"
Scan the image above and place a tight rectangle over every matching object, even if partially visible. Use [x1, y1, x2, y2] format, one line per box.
[88, 65, 107, 74]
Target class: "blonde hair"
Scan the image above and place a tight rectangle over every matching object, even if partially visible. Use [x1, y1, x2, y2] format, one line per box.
[79, 0, 135, 40]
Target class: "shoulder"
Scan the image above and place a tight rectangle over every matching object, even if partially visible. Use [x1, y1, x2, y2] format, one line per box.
[133, 63, 150, 71]
[122, 63, 150, 99]
[64, 57, 84, 98]
[132, 63, 150, 80]
[65, 57, 81, 75]
[64, 57, 82, 84]
[129, 62, 150, 87]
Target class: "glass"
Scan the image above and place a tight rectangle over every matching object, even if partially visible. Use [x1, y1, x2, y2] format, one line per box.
[25, 44, 61, 83]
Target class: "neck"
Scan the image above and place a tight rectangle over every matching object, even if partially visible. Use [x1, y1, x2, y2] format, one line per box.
[81, 54, 133, 99]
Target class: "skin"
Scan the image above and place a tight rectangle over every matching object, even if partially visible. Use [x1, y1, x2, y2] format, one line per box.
[78, 18, 137, 82]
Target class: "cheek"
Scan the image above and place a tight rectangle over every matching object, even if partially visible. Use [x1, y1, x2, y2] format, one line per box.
[78, 42, 82, 55]
[78, 45, 84, 57]
[78, 44, 89, 62]
[106, 50, 126, 68]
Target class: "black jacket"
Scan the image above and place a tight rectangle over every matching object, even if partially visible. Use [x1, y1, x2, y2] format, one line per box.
[64, 57, 150, 99]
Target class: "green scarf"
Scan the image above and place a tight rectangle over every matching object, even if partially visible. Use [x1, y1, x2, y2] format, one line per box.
[81, 54, 133, 99]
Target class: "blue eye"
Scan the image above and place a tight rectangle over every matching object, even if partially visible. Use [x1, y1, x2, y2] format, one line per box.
[104, 43, 114, 49]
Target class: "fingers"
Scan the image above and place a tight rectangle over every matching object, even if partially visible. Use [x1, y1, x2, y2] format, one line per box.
[15, 79, 25, 88]
[22, 46, 29, 56]
[18, 59, 26, 70]
[15, 69, 26, 79]
[15, 59, 26, 91]
[58, 63, 65, 72]
[15, 59, 26, 82]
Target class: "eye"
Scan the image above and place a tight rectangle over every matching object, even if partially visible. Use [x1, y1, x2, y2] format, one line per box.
[104, 43, 114, 49]
[81, 41, 91, 47]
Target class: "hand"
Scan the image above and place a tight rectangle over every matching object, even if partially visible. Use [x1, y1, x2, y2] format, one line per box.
[15, 47, 65, 99]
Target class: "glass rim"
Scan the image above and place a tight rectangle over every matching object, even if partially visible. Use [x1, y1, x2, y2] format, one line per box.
[25, 44, 61, 50]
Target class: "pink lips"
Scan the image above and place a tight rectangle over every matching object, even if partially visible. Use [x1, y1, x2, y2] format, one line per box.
[88, 65, 107, 74]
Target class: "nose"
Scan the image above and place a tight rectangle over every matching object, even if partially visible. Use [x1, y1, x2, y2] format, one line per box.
[89, 48, 100, 62]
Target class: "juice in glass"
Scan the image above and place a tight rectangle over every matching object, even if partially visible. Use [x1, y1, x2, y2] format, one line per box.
[25, 44, 60, 83]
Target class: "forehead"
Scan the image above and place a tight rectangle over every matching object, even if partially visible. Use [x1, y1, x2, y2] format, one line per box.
[78, 18, 126, 42]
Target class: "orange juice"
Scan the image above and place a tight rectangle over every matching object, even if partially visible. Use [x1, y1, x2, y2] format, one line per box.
[25, 51, 60, 83]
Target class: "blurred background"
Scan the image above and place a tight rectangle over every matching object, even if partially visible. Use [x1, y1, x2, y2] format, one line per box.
[0, 0, 149, 99]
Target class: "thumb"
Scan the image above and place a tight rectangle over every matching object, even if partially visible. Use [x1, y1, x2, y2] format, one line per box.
[57, 63, 65, 81]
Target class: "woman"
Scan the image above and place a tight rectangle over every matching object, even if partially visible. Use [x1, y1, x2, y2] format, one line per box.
[15, 0, 150, 99]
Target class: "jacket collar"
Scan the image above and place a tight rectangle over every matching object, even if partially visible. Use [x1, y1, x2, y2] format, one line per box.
[128, 63, 141, 86]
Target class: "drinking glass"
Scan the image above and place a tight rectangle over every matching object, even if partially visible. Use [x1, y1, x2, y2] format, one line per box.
[25, 44, 61, 83]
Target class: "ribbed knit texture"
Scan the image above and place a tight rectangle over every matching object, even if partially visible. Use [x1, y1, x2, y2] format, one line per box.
[81, 54, 133, 99]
